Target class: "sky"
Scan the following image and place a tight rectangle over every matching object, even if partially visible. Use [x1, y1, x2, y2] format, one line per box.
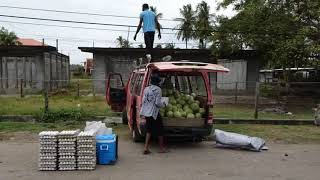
[0, 0, 235, 64]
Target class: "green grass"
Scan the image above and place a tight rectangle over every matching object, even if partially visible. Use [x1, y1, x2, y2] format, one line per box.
[0, 122, 319, 144]
[0, 122, 128, 140]
[68, 79, 94, 96]
[0, 122, 84, 133]
[0, 96, 112, 116]
[0, 96, 313, 119]
[214, 124, 320, 143]
[214, 104, 314, 119]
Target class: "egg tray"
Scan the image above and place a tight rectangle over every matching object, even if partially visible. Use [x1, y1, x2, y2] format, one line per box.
[58, 166, 77, 171]
[77, 166, 95, 171]
[39, 167, 57, 171]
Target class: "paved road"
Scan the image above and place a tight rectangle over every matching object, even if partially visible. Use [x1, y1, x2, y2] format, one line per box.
[0, 139, 319, 180]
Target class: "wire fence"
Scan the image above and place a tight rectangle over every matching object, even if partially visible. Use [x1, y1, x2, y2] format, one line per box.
[0, 78, 319, 120]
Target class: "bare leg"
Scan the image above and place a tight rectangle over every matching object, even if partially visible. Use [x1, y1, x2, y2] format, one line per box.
[158, 136, 166, 152]
[144, 132, 152, 153]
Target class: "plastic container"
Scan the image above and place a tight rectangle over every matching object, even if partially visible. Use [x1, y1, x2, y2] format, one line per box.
[96, 134, 118, 165]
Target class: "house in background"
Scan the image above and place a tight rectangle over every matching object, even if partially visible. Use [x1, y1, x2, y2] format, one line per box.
[0, 38, 70, 94]
[78, 47, 262, 94]
[78, 47, 213, 93]
[17, 38, 46, 46]
[215, 50, 262, 94]
[84, 58, 93, 75]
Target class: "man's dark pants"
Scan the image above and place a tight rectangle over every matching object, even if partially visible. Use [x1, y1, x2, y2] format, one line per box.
[144, 31, 155, 56]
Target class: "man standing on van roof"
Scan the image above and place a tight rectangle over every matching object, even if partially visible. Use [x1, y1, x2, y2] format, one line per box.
[134, 3, 161, 60]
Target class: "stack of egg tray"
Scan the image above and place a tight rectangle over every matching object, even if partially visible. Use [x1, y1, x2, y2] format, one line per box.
[77, 131, 96, 170]
[58, 130, 80, 171]
[38, 131, 59, 171]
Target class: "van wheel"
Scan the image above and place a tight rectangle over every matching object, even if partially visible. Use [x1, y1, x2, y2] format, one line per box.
[132, 123, 144, 142]
[122, 110, 128, 125]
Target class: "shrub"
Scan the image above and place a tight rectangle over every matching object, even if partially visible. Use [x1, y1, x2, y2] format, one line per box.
[37, 108, 90, 123]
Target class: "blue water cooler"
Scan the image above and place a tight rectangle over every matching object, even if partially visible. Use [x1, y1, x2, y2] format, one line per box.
[96, 134, 118, 165]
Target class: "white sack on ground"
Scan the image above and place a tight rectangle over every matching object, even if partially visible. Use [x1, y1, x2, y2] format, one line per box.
[214, 129, 266, 152]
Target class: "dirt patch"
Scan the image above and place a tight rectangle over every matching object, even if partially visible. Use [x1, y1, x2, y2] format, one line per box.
[0, 132, 38, 142]
[0, 140, 320, 180]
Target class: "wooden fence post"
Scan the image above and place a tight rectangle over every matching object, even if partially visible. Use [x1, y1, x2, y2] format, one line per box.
[92, 79, 96, 97]
[44, 81, 49, 112]
[234, 82, 238, 104]
[20, 79, 24, 98]
[254, 82, 260, 119]
[77, 80, 80, 97]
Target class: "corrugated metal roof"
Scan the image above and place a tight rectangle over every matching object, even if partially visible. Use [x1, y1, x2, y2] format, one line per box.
[17, 38, 45, 46]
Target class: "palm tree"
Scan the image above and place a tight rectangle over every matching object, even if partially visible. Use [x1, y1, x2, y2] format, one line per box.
[0, 27, 21, 45]
[195, 1, 214, 49]
[155, 44, 163, 48]
[175, 4, 196, 49]
[165, 43, 175, 49]
[150, 6, 163, 32]
[116, 36, 132, 48]
[150, 6, 163, 19]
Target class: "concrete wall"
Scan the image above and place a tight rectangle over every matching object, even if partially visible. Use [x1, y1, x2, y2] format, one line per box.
[93, 54, 136, 93]
[217, 60, 247, 90]
[92, 52, 212, 93]
[0, 52, 70, 94]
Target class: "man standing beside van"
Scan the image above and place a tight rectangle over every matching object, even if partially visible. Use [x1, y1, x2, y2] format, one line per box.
[140, 74, 168, 154]
[134, 3, 161, 60]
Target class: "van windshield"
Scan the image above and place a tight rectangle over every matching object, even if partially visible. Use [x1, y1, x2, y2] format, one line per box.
[158, 72, 207, 97]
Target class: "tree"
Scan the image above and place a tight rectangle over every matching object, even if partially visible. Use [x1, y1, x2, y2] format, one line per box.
[175, 4, 196, 49]
[195, 1, 214, 49]
[165, 43, 175, 49]
[116, 36, 132, 48]
[155, 44, 163, 48]
[216, 0, 320, 81]
[0, 27, 21, 46]
[150, 6, 163, 19]
[150, 6, 163, 32]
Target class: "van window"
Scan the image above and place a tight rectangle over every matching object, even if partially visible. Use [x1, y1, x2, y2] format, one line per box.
[129, 73, 137, 93]
[177, 76, 190, 94]
[189, 75, 206, 96]
[134, 74, 145, 96]
[159, 72, 207, 97]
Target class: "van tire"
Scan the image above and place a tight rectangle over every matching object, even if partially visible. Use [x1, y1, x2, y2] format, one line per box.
[122, 110, 128, 125]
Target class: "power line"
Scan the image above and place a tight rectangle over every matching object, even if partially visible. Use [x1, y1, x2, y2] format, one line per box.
[0, 14, 139, 28]
[0, 20, 176, 34]
[0, 14, 307, 36]
[16, 33, 198, 46]
[0, 5, 180, 22]
[0, 14, 214, 32]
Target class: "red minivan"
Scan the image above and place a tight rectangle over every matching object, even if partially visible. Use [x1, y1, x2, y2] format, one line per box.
[106, 61, 229, 142]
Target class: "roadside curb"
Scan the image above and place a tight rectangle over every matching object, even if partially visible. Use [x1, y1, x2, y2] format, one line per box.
[214, 118, 314, 125]
[0, 115, 314, 125]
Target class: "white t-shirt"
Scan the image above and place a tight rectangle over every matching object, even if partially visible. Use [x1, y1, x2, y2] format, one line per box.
[140, 85, 165, 119]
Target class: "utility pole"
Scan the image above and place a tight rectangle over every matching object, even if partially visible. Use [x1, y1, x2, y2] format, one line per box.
[56, 39, 59, 52]
[127, 26, 130, 42]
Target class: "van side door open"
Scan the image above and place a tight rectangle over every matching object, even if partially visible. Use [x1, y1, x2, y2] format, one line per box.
[106, 73, 126, 112]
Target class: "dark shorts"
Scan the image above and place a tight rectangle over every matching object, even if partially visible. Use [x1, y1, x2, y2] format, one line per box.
[145, 115, 164, 136]
[144, 31, 155, 54]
